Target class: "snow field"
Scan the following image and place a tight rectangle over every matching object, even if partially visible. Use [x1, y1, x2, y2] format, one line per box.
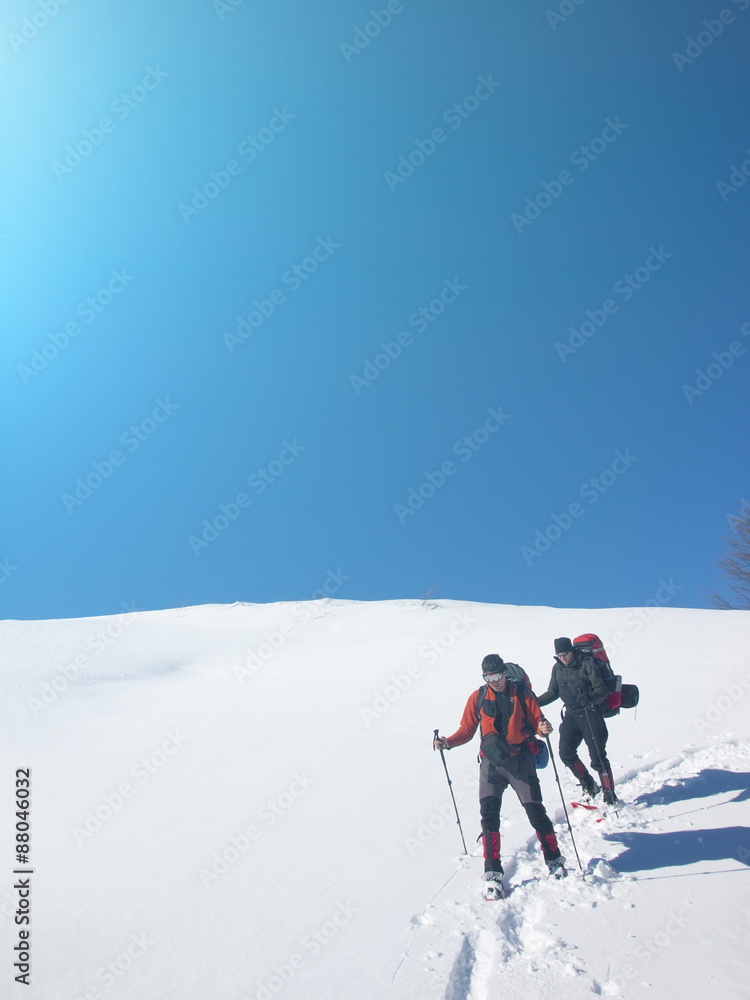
[1, 599, 748, 999]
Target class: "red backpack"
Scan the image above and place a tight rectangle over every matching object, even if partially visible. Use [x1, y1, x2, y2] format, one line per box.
[572, 633, 622, 717]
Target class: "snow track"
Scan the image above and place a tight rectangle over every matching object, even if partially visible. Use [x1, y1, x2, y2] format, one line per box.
[392, 739, 750, 1000]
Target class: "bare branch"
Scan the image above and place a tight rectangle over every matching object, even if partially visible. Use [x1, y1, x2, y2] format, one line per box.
[712, 505, 750, 610]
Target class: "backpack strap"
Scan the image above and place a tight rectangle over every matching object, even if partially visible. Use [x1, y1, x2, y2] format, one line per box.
[512, 681, 536, 739]
[475, 684, 487, 721]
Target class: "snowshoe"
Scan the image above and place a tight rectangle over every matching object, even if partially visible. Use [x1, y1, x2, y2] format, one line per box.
[546, 857, 568, 879]
[482, 872, 505, 900]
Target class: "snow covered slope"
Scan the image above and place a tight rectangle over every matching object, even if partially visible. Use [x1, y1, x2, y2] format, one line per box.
[1, 599, 749, 999]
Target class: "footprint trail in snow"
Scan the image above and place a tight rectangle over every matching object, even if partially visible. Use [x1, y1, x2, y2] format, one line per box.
[391, 739, 750, 1000]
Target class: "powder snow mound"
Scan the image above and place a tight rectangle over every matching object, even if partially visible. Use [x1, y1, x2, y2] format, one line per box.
[0, 599, 748, 999]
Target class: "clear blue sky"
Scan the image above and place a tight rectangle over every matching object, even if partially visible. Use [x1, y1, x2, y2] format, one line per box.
[2, 0, 749, 620]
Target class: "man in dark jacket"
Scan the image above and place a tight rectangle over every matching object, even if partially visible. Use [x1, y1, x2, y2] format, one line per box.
[434, 654, 565, 896]
[537, 637, 618, 805]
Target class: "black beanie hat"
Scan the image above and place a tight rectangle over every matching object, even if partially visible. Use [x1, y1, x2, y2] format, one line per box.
[554, 637, 574, 654]
[481, 654, 504, 674]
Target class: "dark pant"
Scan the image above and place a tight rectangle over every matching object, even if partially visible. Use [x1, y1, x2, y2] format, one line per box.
[478, 751, 560, 867]
[559, 708, 610, 778]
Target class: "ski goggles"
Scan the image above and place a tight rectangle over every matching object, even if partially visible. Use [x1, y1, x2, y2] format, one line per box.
[482, 670, 506, 682]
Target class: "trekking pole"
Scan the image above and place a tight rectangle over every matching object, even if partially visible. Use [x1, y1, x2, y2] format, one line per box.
[433, 730, 468, 854]
[544, 735, 587, 875]
[584, 707, 619, 817]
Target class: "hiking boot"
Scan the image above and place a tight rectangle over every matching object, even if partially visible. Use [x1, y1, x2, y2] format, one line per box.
[582, 779, 601, 801]
[483, 871, 505, 900]
[546, 856, 568, 879]
[600, 764, 617, 805]
[602, 788, 619, 806]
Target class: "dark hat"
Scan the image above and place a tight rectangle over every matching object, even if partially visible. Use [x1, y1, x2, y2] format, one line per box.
[481, 654, 505, 674]
[554, 637, 574, 654]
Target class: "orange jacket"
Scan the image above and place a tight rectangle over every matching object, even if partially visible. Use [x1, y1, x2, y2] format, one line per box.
[444, 682, 546, 753]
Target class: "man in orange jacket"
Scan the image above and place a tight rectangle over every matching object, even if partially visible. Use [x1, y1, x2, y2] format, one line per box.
[434, 654, 565, 893]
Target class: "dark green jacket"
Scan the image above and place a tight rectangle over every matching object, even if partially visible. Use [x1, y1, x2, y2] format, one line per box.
[536, 652, 608, 712]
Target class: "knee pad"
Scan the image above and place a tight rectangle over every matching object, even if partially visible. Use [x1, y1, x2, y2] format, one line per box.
[480, 795, 501, 830]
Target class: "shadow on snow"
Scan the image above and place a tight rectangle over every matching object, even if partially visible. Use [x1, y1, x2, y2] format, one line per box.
[444, 934, 476, 1000]
[604, 825, 750, 873]
[632, 768, 750, 808]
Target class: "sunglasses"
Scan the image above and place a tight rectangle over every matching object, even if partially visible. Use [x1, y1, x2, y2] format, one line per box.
[483, 671, 506, 682]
